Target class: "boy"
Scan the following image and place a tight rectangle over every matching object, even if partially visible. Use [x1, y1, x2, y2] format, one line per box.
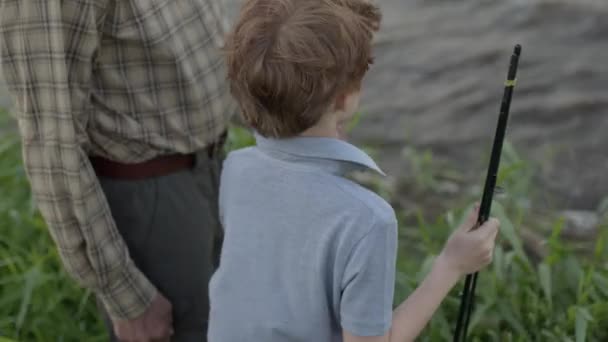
[208, 0, 500, 341]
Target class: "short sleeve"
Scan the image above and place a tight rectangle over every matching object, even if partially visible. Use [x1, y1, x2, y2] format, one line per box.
[340, 216, 398, 337]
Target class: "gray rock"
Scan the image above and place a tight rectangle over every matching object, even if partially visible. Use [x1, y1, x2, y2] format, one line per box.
[560, 210, 599, 240]
[435, 180, 460, 195]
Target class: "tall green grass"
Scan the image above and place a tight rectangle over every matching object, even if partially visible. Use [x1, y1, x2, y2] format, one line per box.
[394, 204, 608, 341]
[1, 112, 608, 341]
[0, 112, 106, 341]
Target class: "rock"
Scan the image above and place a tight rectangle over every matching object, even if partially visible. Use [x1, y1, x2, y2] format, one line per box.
[435, 180, 460, 195]
[519, 227, 548, 262]
[559, 210, 599, 241]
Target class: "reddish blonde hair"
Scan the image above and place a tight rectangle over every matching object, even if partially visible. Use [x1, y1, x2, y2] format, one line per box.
[224, 0, 381, 137]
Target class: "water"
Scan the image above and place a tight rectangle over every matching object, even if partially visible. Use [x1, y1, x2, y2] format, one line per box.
[354, 0, 608, 208]
[2, 0, 607, 208]
[230, 0, 608, 208]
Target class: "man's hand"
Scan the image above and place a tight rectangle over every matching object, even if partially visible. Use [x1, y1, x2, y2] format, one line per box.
[113, 293, 174, 342]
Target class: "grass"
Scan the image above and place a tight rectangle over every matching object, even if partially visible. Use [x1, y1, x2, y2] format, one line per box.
[395, 204, 608, 341]
[1, 110, 608, 341]
[0, 111, 106, 341]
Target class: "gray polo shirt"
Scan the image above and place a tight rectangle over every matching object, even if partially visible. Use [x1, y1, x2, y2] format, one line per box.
[208, 134, 398, 342]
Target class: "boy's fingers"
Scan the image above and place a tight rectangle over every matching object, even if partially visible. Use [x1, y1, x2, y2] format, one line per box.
[460, 203, 481, 231]
[488, 217, 500, 232]
[467, 217, 499, 239]
[478, 218, 500, 241]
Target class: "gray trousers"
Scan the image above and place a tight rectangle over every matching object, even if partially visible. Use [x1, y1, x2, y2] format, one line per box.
[96, 150, 223, 342]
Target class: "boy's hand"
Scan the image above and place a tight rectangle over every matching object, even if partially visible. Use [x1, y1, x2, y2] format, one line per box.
[437, 204, 500, 278]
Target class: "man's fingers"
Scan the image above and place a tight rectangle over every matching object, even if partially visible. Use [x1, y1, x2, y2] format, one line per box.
[114, 324, 136, 342]
[150, 338, 171, 342]
[134, 332, 150, 342]
[148, 323, 173, 341]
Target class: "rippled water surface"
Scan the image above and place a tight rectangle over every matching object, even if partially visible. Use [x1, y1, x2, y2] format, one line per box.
[2, 0, 607, 207]
[357, 0, 608, 208]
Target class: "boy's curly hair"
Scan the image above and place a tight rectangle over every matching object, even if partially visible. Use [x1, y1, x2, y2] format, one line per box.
[224, 0, 381, 138]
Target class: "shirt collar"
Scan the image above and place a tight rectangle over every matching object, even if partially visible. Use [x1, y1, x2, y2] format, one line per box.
[254, 133, 386, 177]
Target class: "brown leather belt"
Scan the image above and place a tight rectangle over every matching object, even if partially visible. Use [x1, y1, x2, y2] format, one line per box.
[90, 153, 195, 180]
[91, 133, 226, 180]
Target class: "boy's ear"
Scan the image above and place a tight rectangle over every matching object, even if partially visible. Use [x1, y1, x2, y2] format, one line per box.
[333, 92, 347, 112]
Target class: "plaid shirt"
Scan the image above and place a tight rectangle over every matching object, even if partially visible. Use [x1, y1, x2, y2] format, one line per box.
[0, 0, 236, 320]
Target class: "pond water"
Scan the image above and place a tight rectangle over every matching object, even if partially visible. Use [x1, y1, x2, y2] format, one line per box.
[225, 0, 608, 209]
[2, 0, 607, 209]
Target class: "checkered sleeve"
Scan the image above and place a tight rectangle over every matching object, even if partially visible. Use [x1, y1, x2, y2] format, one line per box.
[0, 0, 157, 320]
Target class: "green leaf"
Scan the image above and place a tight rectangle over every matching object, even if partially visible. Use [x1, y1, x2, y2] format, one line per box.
[16, 267, 40, 332]
[496, 304, 529, 340]
[491, 202, 526, 261]
[492, 245, 505, 281]
[0, 338, 20, 342]
[575, 307, 591, 342]
[346, 112, 363, 132]
[538, 262, 552, 309]
[224, 125, 255, 152]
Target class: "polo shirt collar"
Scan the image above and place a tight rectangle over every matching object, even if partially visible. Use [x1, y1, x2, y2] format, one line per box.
[254, 133, 386, 176]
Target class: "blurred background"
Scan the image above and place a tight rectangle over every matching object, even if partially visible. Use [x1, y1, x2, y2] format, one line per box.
[225, 0, 608, 209]
[1, 0, 607, 340]
[6, 0, 606, 207]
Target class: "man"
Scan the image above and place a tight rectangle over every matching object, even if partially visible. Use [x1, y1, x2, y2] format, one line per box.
[0, 0, 236, 341]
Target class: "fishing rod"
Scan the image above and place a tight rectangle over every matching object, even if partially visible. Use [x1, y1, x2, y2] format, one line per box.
[453, 44, 522, 342]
